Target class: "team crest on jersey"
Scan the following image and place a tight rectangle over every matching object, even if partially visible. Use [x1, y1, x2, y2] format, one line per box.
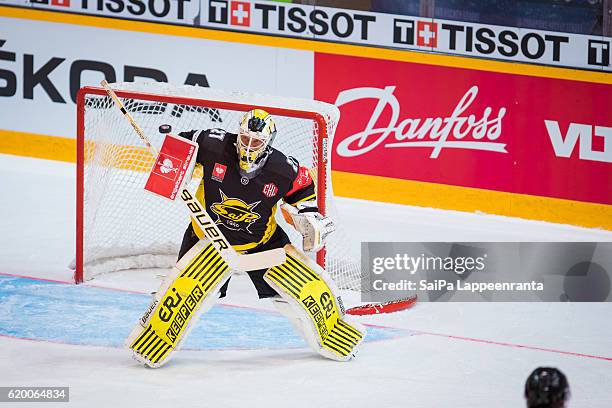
[212, 163, 227, 182]
[211, 190, 261, 233]
[262, 182, 278, 198]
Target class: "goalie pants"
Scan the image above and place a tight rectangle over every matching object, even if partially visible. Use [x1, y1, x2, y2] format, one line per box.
[178, 224, 290, 299]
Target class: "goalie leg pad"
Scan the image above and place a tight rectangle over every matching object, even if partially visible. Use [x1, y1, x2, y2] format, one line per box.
[125, 239, 232, 368]
[264, 246, 366, 361]
[272, 297, 321, 354]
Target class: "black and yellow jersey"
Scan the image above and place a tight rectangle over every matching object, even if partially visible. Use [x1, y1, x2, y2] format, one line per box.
[178, 128, 316, 252]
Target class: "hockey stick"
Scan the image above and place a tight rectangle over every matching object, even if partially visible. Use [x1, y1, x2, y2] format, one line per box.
[345, 294, 417, 316]
[100, 80, 285, 271]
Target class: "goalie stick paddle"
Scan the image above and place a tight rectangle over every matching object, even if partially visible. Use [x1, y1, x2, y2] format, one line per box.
[99, 80, 285, 272]
[345, 294, 418, 316]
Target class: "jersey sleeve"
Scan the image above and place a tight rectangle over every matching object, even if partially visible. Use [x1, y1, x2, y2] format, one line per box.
[284, 157, 317, 207]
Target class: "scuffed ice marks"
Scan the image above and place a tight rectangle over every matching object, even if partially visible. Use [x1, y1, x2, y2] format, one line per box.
[0, 276, 402, 350]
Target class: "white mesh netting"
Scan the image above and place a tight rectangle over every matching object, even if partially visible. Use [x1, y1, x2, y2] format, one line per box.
[78, 82, 361, 290]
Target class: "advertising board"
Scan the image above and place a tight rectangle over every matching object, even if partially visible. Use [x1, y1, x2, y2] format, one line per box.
[314, 53, 612, 205]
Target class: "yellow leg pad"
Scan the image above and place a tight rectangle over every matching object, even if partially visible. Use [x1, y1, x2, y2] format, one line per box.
[128, 242, 231, 367]
[264, 253, 365, 360]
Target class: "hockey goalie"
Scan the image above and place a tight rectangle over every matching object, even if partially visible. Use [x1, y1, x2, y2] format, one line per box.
[126, 108, 366, 367]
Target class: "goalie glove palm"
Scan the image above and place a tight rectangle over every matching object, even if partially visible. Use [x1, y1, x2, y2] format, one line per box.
[290, 207, 336, 252]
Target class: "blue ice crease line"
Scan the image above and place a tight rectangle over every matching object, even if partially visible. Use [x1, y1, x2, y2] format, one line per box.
[0, 275, 404, 350]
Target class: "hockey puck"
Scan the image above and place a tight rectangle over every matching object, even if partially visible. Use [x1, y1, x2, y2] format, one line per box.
[159, 124, 172, 134]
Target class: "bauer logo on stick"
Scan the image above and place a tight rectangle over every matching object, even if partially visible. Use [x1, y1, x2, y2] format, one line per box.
[145, 134, 198, 201]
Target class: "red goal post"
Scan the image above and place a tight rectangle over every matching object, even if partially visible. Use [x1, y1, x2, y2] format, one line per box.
[74, 82, 359, 290]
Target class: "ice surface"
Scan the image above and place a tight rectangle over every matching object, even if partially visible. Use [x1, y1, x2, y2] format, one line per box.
[0, 154, 611, 408]
[0, 275, 402, 349]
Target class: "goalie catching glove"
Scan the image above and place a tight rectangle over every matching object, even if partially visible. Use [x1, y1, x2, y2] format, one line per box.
[282, 202, 335, 252]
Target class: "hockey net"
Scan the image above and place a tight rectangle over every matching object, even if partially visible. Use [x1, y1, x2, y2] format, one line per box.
[75, 82, 361, 291]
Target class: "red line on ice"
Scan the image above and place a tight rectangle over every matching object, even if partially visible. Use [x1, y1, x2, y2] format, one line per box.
[0, 272, 72, 284]
[411, 330, 612, 362]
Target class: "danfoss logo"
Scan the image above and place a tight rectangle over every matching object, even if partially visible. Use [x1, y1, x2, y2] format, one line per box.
[334, 86, 507, 159]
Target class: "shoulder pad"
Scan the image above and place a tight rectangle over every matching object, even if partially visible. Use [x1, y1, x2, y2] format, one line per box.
[202, 128, 227, 141]
[286, 156, 299, 174]
[177, 130, 198, 141]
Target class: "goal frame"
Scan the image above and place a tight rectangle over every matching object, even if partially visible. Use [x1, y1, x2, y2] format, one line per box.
[75, 85, 330, 284]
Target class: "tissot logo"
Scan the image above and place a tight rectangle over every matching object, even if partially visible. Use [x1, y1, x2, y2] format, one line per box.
[30, 0, 70, 6]
[393, 19, 415, 45]
[209, 0, 251, 26]
[208, 1, 376, 39]
[230, 1, 251, 26]
[208, 0, 228, 24]
[417, 21, 437, 47]
[392, 19, 437, 47]
[588, 40, 610, 67]
[31, 0, 194, 19]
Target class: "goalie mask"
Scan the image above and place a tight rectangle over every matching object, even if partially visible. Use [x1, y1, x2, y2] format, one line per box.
[237, 109, 277, 178]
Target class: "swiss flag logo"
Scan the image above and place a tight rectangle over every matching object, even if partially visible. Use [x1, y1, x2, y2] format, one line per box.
[51, 0, 70, 6]
[416, 21, 438, 47]
[212, 163, 227, 182]
[230, 1, 250, 26]
[262, 183, 278, 198]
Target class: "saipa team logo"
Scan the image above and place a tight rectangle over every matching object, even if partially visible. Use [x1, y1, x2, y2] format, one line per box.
[211, 190, 261, 233]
